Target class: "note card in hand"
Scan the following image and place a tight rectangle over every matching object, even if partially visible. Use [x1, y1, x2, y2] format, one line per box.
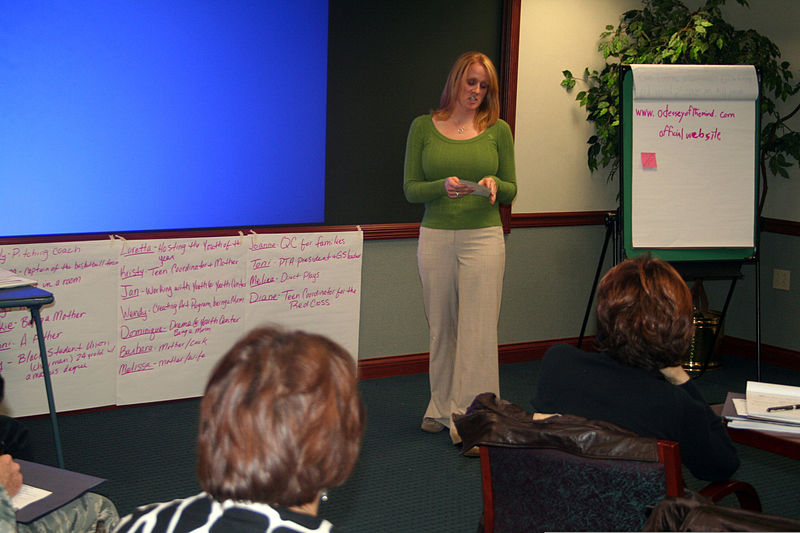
[458, 180, 491, 198]
[641, 152, 657, 169]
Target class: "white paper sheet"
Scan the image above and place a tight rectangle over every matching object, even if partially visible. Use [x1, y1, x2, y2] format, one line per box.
[11, 484, 51, 511]
[0, 231, 363, 416]
[629, 65, 758, 249]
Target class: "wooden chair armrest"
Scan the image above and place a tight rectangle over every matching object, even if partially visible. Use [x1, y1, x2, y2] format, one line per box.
[699, 480, 762, 512]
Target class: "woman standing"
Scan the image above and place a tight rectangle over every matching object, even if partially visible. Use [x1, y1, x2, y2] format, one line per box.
[403, 51, 517, 449]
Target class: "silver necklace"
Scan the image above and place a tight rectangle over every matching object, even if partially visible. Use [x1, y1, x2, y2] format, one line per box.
[453, 117, 472, 134]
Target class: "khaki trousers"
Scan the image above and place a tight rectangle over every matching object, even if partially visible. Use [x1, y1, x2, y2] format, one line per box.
[418, 226, 505, 443]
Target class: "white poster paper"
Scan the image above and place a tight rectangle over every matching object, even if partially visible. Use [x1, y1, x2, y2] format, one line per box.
[0, 231, 363, 416]
[0, 242, 118, 416]
[630, 65, 758, 249]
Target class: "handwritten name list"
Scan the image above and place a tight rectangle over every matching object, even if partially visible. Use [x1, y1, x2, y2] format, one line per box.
[0, 231, 362, 415]
[0, 243, 118, 416]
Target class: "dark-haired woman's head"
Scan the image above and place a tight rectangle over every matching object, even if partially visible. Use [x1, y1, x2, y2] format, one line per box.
[196, 326, 365, 507]
[595, 255, 694, 371]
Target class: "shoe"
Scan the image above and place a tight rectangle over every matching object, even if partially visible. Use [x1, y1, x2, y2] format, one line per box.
[421, 417, 445, 433]
[462, 445, 480, 457]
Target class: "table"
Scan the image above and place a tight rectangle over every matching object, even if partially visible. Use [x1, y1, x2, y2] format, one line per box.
[0, 286, 64, 468]
[726, 426, 800, 461]
[715, 394, 800, 461]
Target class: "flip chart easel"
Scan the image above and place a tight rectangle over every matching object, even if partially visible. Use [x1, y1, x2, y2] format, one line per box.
[620, 64, 759, 261]
[581, 65, 763, 378]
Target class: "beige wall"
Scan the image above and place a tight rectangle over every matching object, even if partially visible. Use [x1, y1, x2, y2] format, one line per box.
[357, 0, 800, 360]
[357, 225, 611, 358]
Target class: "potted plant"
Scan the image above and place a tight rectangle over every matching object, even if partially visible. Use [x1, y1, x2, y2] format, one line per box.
[560, 0, 800, 371]
[561, 0, 799, 215]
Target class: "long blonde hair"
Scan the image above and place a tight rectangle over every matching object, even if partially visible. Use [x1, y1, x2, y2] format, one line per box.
[433, 51, 500, 132]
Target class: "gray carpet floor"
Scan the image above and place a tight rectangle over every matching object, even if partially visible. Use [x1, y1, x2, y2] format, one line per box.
[20, 353, 800, 531]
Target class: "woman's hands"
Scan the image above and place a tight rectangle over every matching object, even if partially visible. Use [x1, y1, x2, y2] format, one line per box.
[445, 176, 497, 204]
[478, 176, 498, 204]
[659, 365, 691, 386]
[445, 177, 474, 199]
[0, 454, 22, 497]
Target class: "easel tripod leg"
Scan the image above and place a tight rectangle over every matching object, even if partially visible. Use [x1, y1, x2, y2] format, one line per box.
[578, 214, 616, 348]
[31, 306, 65, 469]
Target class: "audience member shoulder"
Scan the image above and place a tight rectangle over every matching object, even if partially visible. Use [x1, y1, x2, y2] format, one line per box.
[544, 342, 589, 359]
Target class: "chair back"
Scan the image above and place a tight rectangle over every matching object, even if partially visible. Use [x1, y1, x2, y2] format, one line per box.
[480, 440, 682, 533]
[454, 393, 684, 533]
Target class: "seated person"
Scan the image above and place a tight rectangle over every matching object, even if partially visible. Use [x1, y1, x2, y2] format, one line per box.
[0, 376, 118, 533]
[114, 326, 366, 532]
[532, 255, 739, 481]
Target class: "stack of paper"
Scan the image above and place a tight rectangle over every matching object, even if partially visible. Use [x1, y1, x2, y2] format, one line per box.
[723, 381, 800, 435]
[0, 268, 37, 289]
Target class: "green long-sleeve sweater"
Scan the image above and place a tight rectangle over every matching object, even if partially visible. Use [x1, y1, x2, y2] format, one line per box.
[403, 114, 517, 230]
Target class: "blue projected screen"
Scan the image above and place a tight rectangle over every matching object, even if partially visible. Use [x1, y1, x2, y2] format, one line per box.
[0, 1, 328, 236]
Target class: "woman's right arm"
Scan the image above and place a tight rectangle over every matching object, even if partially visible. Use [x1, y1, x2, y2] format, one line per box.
[0, 455, 21, 498]
[403, 117, 446, 203]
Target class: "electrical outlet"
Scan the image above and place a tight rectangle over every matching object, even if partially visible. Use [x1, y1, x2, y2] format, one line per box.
[773, 269, 791, 291]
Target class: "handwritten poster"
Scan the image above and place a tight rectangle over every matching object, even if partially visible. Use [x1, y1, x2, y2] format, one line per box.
[630, 65, 758, 248]
[244, 233, 361, 358]
[0, 231, 363, 416]
[115, 236, 248, 405]
[0, 242, 119, 415]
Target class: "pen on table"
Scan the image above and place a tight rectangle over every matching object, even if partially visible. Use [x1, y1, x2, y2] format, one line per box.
[766, 404, 800, 412]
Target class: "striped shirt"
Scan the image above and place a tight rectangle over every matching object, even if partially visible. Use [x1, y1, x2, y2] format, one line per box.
[114, 492, 336, 533]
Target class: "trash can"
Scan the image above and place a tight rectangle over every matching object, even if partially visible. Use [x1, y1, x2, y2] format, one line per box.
[683, 308, 723, 373]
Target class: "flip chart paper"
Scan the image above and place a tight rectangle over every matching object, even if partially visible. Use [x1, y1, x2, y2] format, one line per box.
[629, 65, 757, 248]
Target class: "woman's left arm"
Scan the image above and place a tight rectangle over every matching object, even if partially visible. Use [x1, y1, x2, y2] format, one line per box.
[675, 376, 740, 481]
[488, 120, 517, 205]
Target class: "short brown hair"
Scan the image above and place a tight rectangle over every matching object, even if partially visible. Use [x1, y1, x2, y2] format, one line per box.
[433, 51, 500, 132]
[595, 255, 694, 371]
[196, 327, 365, 506]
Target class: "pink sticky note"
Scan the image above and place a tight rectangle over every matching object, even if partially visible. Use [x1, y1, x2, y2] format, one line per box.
[641, 152, 657, 168]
